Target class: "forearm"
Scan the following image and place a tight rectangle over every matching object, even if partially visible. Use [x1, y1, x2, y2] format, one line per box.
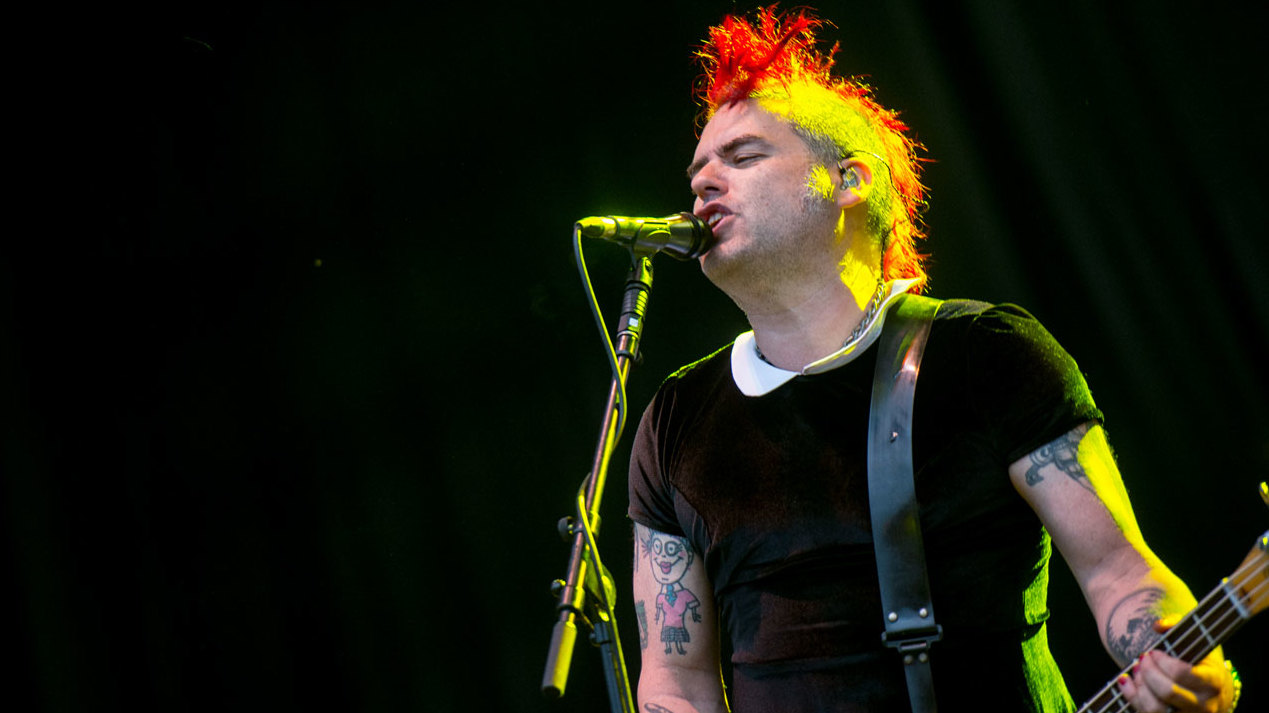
[638, 667, 729, 713]
[1089, 548, 1207, 666]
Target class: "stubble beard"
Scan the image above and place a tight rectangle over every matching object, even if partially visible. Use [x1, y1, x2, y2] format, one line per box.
[701, 177, 841, 307]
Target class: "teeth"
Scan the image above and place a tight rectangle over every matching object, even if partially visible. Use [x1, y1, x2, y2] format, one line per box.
[708, 214, 723, 227]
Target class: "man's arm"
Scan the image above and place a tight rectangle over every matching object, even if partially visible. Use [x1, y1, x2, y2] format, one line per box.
[1009, 423, 1235, 712]
[632, 522, 728, 713]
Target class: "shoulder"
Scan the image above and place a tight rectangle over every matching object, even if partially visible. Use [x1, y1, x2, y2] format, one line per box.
[635, 341, 735, 443]
[664, 342, 733, 381]
[926, 299, 1063, 351]
[656, 342, 734, 396]
[923, 297, 1091, 401]
[964, 303, 1073, 364]
[920, 298, 1102, 458]
[895, 294, 1048, 329]
[922, 297, 1038, 327]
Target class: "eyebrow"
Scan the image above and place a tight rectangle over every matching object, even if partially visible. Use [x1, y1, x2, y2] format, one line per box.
[686, 134, 770, 180]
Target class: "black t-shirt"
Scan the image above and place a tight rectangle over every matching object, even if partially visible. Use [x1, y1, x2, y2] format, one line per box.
[628, 301, 1103, 712]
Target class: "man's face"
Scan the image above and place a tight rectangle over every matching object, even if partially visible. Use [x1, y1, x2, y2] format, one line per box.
[688, 100, 841, 293]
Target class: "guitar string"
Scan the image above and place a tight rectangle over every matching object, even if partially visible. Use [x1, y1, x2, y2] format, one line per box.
[1167, 572, 1266, 661]
[1164, 568, 1264, 659]
[1085, 557, 1266, 713]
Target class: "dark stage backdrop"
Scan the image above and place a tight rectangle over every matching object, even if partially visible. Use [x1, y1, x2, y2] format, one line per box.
[5, 2, 1266, 711]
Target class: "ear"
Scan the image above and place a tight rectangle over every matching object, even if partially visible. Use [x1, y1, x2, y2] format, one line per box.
[835, 157, 874, 210]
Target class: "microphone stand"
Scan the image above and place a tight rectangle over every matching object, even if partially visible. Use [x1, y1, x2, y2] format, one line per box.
[541, 252, 653, 713]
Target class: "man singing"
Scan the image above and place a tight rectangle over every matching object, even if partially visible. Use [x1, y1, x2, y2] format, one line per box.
[627, 7, 1238, 712]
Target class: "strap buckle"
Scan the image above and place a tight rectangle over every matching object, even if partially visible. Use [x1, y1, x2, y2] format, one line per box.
[882, 623, 944, 663]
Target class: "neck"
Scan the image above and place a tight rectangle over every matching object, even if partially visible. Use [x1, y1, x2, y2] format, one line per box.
[743, 258, 882, 370]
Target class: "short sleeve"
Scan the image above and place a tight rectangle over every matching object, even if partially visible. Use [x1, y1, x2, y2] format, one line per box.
[627, 384, 685, 535]
[963, 304, 1103, 464]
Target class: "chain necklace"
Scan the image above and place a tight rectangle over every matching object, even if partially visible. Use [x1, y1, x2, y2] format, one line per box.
[754, 281, 888, 366]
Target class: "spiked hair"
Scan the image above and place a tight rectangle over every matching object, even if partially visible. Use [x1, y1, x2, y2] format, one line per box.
[695, 6, 929, 290]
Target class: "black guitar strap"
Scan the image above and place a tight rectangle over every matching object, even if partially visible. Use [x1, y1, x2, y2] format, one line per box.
[867, 293, 943, 713]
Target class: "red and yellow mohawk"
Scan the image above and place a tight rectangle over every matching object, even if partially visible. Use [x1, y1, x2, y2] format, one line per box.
[698, 6, 832, 110]
[695, 5, 930, 291]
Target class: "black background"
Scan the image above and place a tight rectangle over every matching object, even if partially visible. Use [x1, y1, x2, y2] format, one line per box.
[5, 2, 1266, 711]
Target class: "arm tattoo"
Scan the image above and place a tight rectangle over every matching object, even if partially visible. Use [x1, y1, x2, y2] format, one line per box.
[637, 528, 702, 656]
[635, 600, 649, 650]
[1024, 424, 1094, 493]
[1105, 587, 1165, 665]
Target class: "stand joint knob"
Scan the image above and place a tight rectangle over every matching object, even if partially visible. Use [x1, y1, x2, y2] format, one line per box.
[557, 516, 575, 541]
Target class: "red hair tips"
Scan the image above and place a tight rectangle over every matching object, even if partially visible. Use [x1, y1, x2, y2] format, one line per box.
[698, 6, 830, 109]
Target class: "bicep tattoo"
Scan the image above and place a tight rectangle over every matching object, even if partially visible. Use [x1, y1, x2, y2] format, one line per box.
[1023, 424, 1094, 494]
[635, 600, 649, 650]
[637, 528, 704, 656]
[1104, 586, 1164, 665]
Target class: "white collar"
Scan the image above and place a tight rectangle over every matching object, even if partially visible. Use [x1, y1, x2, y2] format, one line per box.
[730, 279, 920, 397]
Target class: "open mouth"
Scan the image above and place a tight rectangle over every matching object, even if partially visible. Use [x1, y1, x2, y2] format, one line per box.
[704, 213, 731, 237]
[697, 204, 731, 235]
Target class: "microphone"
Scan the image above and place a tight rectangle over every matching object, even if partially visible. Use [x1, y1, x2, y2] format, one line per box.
[575, 212, 714, 260]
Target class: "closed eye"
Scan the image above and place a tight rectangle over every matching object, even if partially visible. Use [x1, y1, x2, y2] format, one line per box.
[686, 133, 772, 181]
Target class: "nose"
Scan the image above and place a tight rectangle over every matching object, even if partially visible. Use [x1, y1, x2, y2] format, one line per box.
[690, 160, 725, 203]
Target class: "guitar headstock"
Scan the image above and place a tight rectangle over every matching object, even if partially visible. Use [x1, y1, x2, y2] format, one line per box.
[1228, 482, 1269, 617]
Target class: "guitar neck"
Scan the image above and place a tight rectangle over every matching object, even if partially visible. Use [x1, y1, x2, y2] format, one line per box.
[1077, 581, 1249, 713]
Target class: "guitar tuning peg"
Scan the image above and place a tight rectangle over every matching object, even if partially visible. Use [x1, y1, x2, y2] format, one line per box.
[1260, 481, 1268, 508]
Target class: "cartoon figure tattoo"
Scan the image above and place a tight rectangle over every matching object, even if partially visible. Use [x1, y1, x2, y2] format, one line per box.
[640, 530, 702, 655]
